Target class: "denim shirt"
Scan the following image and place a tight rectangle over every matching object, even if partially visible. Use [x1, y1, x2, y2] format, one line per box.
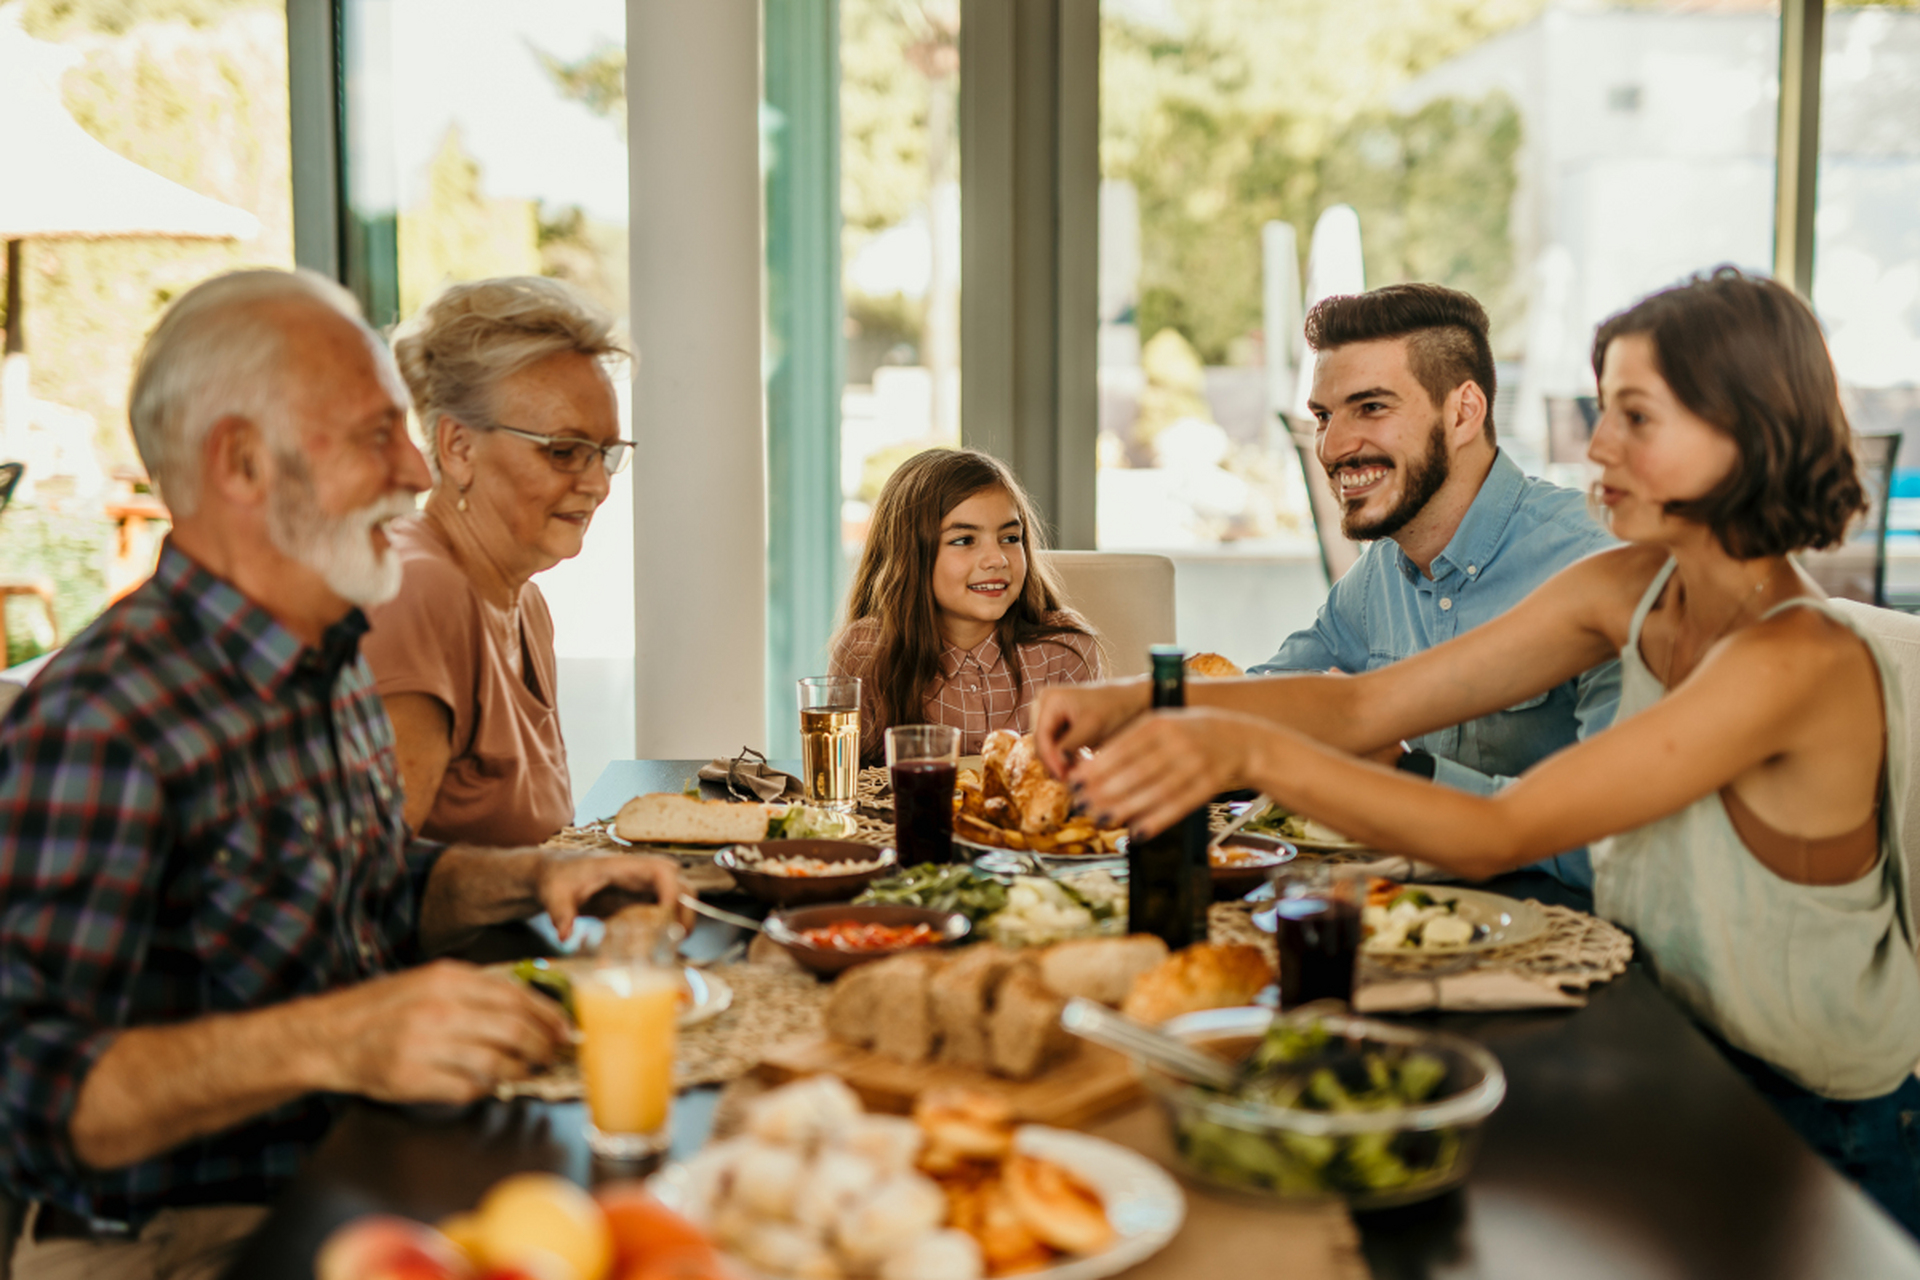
[1251, 450, 1620, 888]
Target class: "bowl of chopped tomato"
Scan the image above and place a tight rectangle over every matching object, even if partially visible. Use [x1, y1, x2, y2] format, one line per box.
[761, 904, 971, 976]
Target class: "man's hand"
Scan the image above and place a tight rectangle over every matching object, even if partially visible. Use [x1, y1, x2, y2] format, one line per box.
[537, 851, 688, 941]
[1033, 678, 1152, 777]
[310, 961, 571, 1104]
[1067, 708, 1284, 839]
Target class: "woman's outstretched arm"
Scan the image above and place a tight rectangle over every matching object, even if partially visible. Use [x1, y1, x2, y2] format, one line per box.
[1068, 603, 1859, 880]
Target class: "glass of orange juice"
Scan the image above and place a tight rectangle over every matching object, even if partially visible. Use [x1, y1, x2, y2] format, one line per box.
[574, 960, 680, 1159]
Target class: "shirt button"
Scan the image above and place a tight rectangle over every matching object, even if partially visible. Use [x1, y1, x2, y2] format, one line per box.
[1440, 598, 1453, 611]
[301, 813, 318, 835]
[1467, 565, 1478, 576]
[215, 850, 231, 867]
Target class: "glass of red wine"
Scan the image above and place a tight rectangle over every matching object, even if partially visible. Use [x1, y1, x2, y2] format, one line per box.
[1270, 863, 1368, 1009]
[884, 725, 961, 866]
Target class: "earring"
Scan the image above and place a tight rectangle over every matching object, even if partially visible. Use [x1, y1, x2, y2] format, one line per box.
[456, 482, 469, 513]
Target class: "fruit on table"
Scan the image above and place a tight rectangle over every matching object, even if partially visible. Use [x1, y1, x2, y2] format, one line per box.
[475, 1173, 614, 1280]
[316, 1215, 475, 1280]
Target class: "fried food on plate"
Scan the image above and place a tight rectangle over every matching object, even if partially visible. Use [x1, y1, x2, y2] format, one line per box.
[954, 730, 1123, 856]
[1121, 943, 1275, 1025]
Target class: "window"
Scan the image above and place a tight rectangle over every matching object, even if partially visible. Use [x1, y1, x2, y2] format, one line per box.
[0, 0, 293, 665]
[1097, 0, 1780, 665]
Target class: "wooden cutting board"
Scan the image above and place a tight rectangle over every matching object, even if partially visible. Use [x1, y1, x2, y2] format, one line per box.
[756, 1036, 1142, 1128]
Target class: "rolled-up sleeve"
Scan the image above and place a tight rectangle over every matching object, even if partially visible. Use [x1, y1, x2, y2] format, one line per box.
[0, 709, 163, 1193]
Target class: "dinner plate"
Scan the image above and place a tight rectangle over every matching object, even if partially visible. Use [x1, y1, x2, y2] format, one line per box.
[648, 1124, 1186, 1280]
[1356, 886, 1547, 955]
[487, 960, 734, 1029]
[1234, 802, 1371, 852]
[955, 833, 1130, 880]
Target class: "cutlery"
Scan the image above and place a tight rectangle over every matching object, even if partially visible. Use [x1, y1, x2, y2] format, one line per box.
[1058, 997, 1240, 1090]
[678, 893, 764, 933]
[1208, 794, 1268, 852]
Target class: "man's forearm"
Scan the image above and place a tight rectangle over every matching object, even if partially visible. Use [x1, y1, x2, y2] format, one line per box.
[417, 845, 546, 954]
[69, 1001, 329, 1170]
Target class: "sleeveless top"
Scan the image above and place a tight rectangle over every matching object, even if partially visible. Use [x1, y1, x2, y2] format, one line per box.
[1592, 558, 1920, 1099]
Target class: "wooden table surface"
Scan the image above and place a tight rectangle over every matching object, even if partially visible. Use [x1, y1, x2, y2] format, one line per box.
[223, 761, 1920, 1279]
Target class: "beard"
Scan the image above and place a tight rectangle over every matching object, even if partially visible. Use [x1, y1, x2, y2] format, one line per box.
[266, 450, 415, 607]
[1334, 418, 1451, 542]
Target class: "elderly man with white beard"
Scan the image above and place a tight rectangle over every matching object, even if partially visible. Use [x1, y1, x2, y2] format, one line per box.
[0, 270, 681, 1280]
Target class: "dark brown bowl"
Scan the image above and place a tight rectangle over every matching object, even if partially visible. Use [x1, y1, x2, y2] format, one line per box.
[762, 903, 971, 976]
[1210, 833, 1298, 899]
[715, 840, 898, 907]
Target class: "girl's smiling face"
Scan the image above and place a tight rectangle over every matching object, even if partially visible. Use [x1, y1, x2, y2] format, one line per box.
[932, 486, 1027, 648]
[1590, 332, 1740, 545]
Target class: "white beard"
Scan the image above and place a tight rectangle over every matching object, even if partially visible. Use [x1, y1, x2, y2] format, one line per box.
[267, 459, 415, 607]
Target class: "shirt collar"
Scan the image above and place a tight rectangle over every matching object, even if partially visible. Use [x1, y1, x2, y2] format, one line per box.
[940, 630, 1004, 678]
[155, 540, 368, 697]
[1407, 448, 1528, 583]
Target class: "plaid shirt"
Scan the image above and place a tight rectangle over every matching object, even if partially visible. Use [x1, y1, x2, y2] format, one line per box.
[0, 542, 441, 1226]
[832, 617, 1101, 759]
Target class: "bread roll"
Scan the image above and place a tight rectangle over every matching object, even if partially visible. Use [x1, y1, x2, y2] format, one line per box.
[1184, 652, 1243, 679]
[1121, 943, 1274, 1025]
[613, 792, 773, 844]
[933, 945, 1021, 1069]
[826, 951, 947, 1063]
[988, 966, 1073, 1079]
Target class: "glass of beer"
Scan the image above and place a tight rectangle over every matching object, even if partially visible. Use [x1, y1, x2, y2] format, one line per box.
[574, 959, 681, 1159]
[797, 675, 861, 813]
[886, 724, 960, 866]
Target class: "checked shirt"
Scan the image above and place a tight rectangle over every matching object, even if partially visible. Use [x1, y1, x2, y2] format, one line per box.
[0, 542, 441, 1227]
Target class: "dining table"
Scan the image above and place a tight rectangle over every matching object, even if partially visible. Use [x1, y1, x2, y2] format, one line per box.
[224, 760, 1920, 1280]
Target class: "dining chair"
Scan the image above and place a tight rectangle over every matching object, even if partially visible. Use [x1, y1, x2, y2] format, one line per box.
[1830, 598, 1920, 935]
[1799, 433, 1901, 606]
[1282, 413, 1361, 586]
[1040, 551, 1177, 679]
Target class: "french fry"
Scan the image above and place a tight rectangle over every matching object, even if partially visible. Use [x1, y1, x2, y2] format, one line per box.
[1003, 830, 1029, 850]
[1052, 823, 1095, 844]
[1026, 831, 1059, 852]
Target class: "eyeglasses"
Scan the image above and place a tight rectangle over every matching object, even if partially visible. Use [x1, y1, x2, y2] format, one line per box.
[485, 422, 635, 476]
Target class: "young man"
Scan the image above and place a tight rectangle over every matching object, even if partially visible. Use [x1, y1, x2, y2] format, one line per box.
[1250, 283, 1617, 887]
[0, 270, 680, 1279]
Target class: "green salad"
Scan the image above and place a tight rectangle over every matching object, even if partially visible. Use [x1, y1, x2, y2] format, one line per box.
[1171, 1018, 1468, 1199]
[854, 863, 1010, 922]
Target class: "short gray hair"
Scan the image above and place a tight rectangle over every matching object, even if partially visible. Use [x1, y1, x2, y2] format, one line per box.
[392, 277, 627, 475]
[129, 269, 368, 516]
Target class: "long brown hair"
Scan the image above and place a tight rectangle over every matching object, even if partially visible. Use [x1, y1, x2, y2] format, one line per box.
[1591, 267, 1865, 558]
[839, 448, 1090, 737]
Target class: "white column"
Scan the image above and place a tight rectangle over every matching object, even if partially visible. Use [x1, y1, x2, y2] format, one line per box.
[627, 0, 767, 757]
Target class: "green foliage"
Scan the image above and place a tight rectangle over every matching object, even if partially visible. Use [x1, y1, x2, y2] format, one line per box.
[0, 502, 113, 666]
[532, 39, 627, 141]
[396, 127, 540, 319]
[14, 0, 271, 38]
[1103, 0, 1542, 363]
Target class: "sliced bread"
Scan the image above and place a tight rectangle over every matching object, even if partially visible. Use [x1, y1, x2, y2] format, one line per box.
[613, 792, 773, 844]
[1036, 936, 1169, 1007]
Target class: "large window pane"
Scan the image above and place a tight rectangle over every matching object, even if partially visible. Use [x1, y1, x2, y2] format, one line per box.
[357, 0, 631, 794]
[1097, 0, 1779, 665]
[1815, 5, 1920, 597]
[839, 0, 960, 559]
[0, 0, 292, 665]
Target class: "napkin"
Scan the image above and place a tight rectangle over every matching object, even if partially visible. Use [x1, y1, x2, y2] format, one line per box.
[699, 751, 806, 802]
[1356, 969, 1585, 1013]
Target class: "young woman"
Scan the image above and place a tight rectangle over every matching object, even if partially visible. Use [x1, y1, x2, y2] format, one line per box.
[1037, 269, 1920, 1233]
[831, 448, 1101, 762]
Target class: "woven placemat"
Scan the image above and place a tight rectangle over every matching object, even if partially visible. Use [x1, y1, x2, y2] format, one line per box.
[1208, 898, 1632, 992]
[496, 962, 830, 1102]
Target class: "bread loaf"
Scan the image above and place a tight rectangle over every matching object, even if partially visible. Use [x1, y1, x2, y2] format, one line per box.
[613, 792, 773, 844]
[1035, 936, 1168, 1007]
[988, 966, 1073, 1079]
[933, 945, 1021, 1070]
[1184, 652, 1243, 679]
[1121, 943, 1274, 1025]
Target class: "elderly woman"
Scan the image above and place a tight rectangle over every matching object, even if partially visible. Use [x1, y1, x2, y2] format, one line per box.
[362, 277, 631, 845]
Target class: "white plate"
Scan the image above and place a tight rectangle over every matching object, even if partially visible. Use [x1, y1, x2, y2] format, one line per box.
[1235, 802, 1371, 852]
[1359, 886, 1548, 955]
[488, 961, 733, 1029]
[648, 1124, 1185, 1280]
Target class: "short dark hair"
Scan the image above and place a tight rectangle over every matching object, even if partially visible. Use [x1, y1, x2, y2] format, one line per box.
[1591, 267, 1865, 558]
[1304, 283, 1498, 443]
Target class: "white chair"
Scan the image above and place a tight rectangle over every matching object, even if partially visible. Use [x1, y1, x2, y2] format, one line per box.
[1831, 599, 1920, 935]
[1040, 551, 1177, 679]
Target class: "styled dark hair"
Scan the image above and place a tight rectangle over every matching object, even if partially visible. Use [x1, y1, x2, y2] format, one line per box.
[1304, 283, 1498, 443]
[838, 448, 1090, 744]
[1590, 267, 1865, 558]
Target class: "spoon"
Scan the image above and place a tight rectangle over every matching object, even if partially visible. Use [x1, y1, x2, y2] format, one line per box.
[1058, 997, 1240, 1090]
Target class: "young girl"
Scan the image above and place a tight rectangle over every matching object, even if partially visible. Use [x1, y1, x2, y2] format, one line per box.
[1040, 269, 1920, 1234]
[831, 448, 1102, 762]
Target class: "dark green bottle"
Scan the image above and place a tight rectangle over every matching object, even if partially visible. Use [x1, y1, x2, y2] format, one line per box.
[1127, 646, 1211, 949]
